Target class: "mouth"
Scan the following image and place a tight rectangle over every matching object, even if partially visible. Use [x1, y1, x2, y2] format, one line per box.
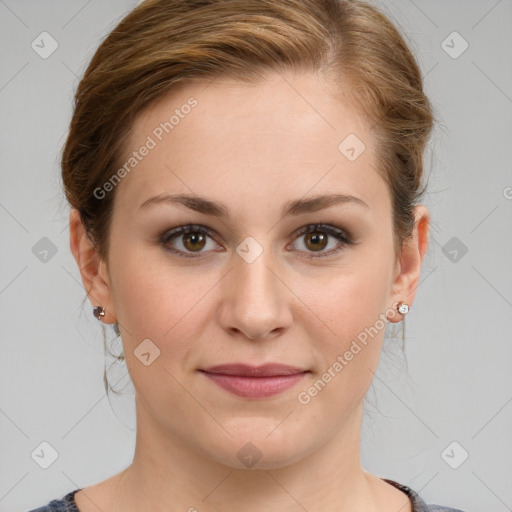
[199, 364, 309, 398]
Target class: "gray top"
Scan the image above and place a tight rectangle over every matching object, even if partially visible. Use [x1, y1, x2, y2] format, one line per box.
[27, 479, 467, 511]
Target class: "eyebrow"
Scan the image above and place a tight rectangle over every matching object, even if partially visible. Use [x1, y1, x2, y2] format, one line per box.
[139, 192, 370, 218]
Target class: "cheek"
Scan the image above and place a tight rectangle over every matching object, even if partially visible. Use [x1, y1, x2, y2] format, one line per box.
[304, 253, 392, 346]
[296, 251, 392, 401]
[109, 244, 221, 360]
[296, 280, 386, 422]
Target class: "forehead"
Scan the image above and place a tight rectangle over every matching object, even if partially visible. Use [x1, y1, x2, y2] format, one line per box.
[114, 70, 390, 220]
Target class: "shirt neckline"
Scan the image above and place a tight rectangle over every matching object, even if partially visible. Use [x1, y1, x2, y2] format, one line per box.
[65, 479, 429, 512]
[383, 478, 431, 512]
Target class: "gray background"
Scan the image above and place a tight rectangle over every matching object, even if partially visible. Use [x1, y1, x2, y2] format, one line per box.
[1, 1, 511, 511]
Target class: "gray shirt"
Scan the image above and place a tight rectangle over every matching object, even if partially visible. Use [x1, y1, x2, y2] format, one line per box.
[27, 480, 467, 511]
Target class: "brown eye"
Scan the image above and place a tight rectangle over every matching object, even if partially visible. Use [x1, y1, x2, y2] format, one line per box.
[303, 232, 328, 252]
[291, 224, 352, 259]
[182, 232, 207, 252]
[161, 224, 220, 258]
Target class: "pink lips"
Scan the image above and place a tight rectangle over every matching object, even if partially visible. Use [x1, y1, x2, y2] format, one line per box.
[200, 364, 308, 398]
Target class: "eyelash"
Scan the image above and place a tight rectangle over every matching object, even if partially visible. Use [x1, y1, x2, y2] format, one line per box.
[159, 223, 353, 260]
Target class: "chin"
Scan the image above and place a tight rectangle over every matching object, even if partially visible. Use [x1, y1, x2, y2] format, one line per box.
[204, 425, 312, 470]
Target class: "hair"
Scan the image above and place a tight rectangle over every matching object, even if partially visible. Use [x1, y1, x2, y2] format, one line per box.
[61, 0, 436, 393]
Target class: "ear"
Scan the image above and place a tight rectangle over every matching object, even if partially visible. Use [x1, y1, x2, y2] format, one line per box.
[388, 205, 430, 323]
[69, 208, 117, 325]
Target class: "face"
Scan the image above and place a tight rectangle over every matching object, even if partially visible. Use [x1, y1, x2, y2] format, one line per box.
[72, 69, 428, 469]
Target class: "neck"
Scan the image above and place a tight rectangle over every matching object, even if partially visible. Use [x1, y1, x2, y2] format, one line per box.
[112, 397, 388, 512]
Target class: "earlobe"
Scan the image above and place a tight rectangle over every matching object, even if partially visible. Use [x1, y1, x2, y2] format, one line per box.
[69, 208, 117, 324]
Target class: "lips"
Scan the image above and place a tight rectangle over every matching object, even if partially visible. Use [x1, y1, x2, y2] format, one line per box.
[200, 364, 308, 398]
[202, 363, 306, 377]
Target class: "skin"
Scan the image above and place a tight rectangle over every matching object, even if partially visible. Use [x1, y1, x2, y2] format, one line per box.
[70, 69, 429, 512]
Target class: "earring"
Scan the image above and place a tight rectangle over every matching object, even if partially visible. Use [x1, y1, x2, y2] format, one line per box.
[397, 301, 409, 315]
[93, 305, 105, 320]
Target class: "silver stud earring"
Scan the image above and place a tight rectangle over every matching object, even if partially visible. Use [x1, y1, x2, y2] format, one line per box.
[397, 301, 409, 315]
[93, 306, 105, 320]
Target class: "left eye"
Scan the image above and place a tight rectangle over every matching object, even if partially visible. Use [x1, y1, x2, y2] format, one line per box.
[290, 224, 350, 258]
[160, 223, 351, 259]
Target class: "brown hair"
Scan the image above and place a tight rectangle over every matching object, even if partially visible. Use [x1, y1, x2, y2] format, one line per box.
[62, 0, 435, 265]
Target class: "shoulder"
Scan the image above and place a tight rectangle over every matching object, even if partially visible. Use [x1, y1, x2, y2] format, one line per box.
[383, 478, 467, 512]
[26, 489, 81, 512]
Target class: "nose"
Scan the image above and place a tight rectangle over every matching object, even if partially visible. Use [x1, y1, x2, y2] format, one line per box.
[218, 245, 293, 341]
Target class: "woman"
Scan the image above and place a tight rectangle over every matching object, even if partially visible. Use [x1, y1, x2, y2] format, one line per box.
[29, 0, 465, 510]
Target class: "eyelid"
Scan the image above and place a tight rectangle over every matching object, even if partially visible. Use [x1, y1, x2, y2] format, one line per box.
[292, 223, 351, 241]
[161, 224, 216, 242]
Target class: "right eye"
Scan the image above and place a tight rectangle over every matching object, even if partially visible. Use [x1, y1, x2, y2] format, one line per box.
[160, 224, 222, 258]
